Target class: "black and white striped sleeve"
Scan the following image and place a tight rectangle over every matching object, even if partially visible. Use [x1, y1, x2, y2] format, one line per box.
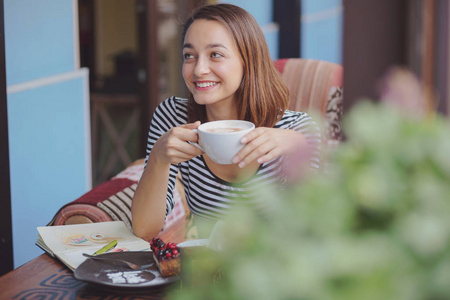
[144, 97, 188, 216]
[279, 111, 322, 170]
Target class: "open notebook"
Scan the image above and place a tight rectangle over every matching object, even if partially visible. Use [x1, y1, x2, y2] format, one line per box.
[36, 221, 150, 271]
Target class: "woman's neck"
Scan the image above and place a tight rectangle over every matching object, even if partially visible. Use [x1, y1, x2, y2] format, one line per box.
[205, 101, 237, 121]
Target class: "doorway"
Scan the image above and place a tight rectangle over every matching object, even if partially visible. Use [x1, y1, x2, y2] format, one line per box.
[78, 0, 190, 186]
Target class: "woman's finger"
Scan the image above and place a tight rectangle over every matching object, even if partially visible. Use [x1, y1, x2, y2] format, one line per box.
[179, 120, 201, 129]
[239, 127, 265, 144]
[238, 136, 277, 167]
[233, 128, 267, 162]
[154, 121, 203, 164]
[234, 135, 273, 165]
[235, 128, 308, 167]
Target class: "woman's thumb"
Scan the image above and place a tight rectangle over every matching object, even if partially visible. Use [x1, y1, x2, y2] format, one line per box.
[182, 120, 201, 129]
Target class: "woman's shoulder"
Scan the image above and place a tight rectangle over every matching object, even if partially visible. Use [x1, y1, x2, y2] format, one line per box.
[152, 96, 189, 128]
[158, 96, 188, 110]
[155, 96, 188, 116]
[276, 109, 312, 128]
[282, 109, 308, 119]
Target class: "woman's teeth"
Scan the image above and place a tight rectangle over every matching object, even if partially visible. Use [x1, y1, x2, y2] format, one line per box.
[196, 82, 217, 88]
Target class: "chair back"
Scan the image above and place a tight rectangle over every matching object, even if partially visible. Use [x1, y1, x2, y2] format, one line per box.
[274, 58, 344, 142]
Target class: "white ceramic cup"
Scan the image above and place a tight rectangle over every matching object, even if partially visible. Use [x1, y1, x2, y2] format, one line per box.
[191, 120, 255, 165]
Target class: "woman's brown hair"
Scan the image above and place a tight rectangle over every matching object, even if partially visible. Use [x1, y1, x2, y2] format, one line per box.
[182, 4, 289, 128]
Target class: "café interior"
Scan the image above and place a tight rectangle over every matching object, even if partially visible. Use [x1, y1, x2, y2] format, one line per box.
[1, 0, 450, 298]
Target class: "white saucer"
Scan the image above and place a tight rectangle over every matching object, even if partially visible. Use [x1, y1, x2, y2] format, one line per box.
[176, 239, 210, 248]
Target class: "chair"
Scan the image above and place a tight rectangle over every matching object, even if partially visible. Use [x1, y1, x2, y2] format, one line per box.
[274, 58, 344, 144]
[49, 58, 344, 227]
[48, 159, 188, 229]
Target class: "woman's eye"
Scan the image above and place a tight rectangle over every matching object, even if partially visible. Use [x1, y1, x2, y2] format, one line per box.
[211, 52, 223, 58]
[183, 53, 194, 60]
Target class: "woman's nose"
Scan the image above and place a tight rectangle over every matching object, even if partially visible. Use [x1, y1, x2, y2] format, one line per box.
[193, 57, 210, 76]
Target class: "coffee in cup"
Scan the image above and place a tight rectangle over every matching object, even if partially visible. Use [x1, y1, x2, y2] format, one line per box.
[204, 127, 243, 134]
[191, 120, 255, 164]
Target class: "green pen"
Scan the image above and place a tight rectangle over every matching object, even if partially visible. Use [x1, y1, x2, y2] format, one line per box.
[93, 240, 118, 256]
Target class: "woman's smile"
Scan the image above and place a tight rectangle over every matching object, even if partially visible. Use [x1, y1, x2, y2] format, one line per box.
[195, 81, 219, 89]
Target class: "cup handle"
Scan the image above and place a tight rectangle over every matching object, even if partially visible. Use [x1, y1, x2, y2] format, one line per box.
[187, 129, 204, 152]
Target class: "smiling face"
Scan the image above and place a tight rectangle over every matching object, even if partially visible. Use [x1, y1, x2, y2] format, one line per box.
[182, 19, 244, 119]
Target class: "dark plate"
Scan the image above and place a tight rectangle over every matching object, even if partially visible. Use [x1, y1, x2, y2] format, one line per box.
[74, 251, 179, 289]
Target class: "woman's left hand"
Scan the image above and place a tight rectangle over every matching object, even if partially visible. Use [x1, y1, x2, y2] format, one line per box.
[232, 128, 308, 168]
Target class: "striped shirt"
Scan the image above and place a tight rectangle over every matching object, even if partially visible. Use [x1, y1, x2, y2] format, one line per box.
[145, 96, 321, 222]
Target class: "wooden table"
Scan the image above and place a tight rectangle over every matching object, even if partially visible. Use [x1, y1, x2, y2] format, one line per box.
[0, 218, 187, 300]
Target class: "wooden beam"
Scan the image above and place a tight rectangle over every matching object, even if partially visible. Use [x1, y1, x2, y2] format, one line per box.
[342, 0, 408, 111]
[273, 0, 301, 58]
[435, 0, 450, 115]
[137, 0, 159, 156]
[0, 0, 14, 275]
[422, 0, 437, 113]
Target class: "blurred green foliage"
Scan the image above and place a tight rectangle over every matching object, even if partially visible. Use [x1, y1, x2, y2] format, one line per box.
[170, 98, 450, 300]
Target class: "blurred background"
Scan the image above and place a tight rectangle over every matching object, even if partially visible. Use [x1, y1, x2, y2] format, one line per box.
[77, 0, 343, 186]
[1, 0, 449, 273]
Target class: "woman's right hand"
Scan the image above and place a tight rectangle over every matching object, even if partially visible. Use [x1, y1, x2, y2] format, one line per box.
[151, 121, 203, 165]
[132, 121, 203, 240]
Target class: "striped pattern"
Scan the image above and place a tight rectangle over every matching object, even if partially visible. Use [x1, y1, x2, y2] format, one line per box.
[97, 184, 137, 229]
[52, 204, 113, 226]
[96, 182, 185, 230]
[275, 58, 343, 116]
[274, 58, 344, 145]
[50, 161, 186, 228]
[146, 97, 321, 222]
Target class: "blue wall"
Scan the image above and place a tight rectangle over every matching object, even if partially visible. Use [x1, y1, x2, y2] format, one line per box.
[219, 0, 279, 59]
[301, 0, 343, 64]
[221, 0, 272, 24]
[5, 0, 76, 85]
[5, 0, 91, 268]
[216, 0, 343, 63]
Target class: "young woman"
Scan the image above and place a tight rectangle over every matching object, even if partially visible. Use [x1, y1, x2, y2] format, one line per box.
[132, 4, 321, 240]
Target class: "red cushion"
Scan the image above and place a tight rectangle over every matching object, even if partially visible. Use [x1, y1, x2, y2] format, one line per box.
[72, 178, 136, 205]
[274, 59, 288, 73]
[52, 204, 113, 225]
